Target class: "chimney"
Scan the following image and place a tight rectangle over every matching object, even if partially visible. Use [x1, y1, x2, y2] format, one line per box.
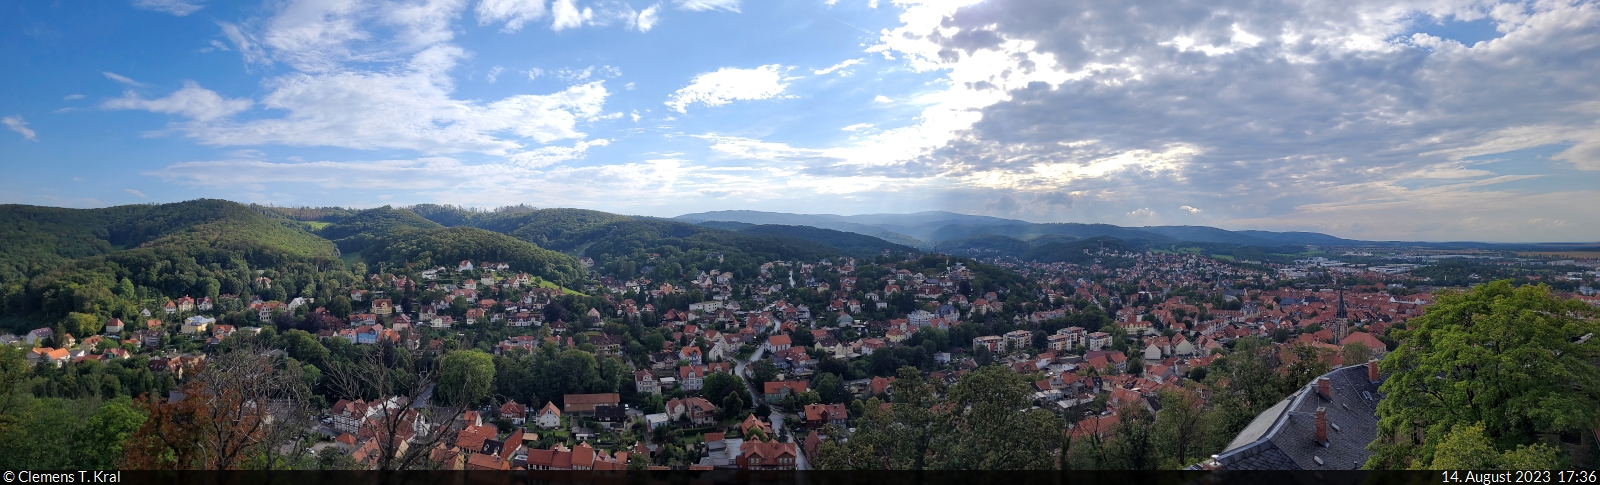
[1367, 360, 1380, 383]
[1317, 377, 1331, 400]
[1315, 407, 1329, 446]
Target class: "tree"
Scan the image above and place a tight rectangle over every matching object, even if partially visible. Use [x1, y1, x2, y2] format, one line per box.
[1367, 281, 1599, 469]
[1153, 388, 1205, 467]
[1425, 422, 1561, 470]
[123, 346, 312, 470]
[749, 360, 779, 386]
[1340, 341, 1371, 365]
[1278, 343, 1329, 397]
[316, 447, 360, 470]
[77, 397, 147, 469]
[326, 296, 352, 319]
[813, 372, 846, 404]
[278, 329, 328, 366]
[65, 312, 101, 338]
[814, 365, 1064, 470]
[722, 392, 745, 419]
[701, 372, 745, 404]
[437, 350, 495, 407]
[324, 344, 470, 470]
[1107, 401, 1157, 470]
[934, 364, 1063, 469]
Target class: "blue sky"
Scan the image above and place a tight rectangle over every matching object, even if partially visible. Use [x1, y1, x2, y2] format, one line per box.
[2, 0, 1598, 242]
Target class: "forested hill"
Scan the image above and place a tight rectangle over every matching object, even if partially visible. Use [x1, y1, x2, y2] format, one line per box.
[736, 224, 918, 256]
[0, 199, 337, 284]
[390, 206, 910, 284]
[0, 199, 347, 331]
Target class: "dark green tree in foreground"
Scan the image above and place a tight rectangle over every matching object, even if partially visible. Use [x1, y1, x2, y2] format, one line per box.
[437, 350, 495, 406]
[1367, 281, 1598, 469]
[812, 365, 1062, 470]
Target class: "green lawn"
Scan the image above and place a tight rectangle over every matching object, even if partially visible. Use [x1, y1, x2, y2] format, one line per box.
[533, 278, 586, 296]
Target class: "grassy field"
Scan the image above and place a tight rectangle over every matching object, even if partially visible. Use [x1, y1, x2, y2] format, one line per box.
[304, 221, 332, 230]
[532, 278, 586, 296]
[1517, 251, 1600, 259]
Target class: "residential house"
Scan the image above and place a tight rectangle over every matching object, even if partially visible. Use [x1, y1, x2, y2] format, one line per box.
[372, 299, 394, 315]
[802, 403, 847, 429]
[635, 370, 661, 395]
[763, 381, 808, 403]
[25, 327, 53, 345]
[737, 440, 797, 470]
[500, 400, 528, 426]
[679, 346, 703, 365]
[562, 393, 620, 415]
[534, 402, 562, 429]
[972, 335, 1004, 353]
[181, 315, 215, 335]
[1087, 332, 1113, 351]
[1003, 329, 1032, 352]
[764, 334, 791, 353]
[666, 397, 718, 426]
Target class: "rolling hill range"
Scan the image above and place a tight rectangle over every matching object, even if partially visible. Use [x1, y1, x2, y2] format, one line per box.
[385, 207, 917, 283]
[675, 210, 1369, 249]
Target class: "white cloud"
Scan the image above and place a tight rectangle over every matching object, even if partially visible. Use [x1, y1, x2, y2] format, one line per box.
[134, 0, 614, 164]
[696, 134, 833, 162]
[103, 72, 144, 86]
[664, 64, 788, 113]
[175, 65, 609, 155]
[813, 58, 862, 75]
[1180, 205, 1202, 213]
[551, 0, 595, 31]
[102, 81, 254, 121]
[630, 110, 641, 122]
[132, 0, 203, 16]
[854, 0, 1600, 240]
[3, 115, 38, 141]
[556, 65, 621, 83]
[63, 94, 85, 101]
[527, 67, 544, 80]
[125, 189, 146, 197]
[192, 70, 604, 152]
[841, 123, 873, 131]
[218, 22, 269, 65]
[476, 0, 548, 32]
[151, 157, 486, 189]
[674, 0, 738, 12]
[872, 95, 891, 103]
[632, 3, 661, 32]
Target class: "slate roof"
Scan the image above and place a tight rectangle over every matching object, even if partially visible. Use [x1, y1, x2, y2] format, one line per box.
[1199, 363, 1385, 470]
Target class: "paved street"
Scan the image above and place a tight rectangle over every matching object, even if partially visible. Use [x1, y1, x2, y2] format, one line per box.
[733, 345, 807, 469]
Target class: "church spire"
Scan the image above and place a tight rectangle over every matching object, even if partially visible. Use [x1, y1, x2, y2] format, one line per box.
[1336, 285, 1348, 320]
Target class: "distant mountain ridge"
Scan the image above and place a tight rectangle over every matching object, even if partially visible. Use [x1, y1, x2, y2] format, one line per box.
[673, 210, 1361, 248]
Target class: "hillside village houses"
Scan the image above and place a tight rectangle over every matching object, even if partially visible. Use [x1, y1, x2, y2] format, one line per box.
[7, 237, 1594, 472]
